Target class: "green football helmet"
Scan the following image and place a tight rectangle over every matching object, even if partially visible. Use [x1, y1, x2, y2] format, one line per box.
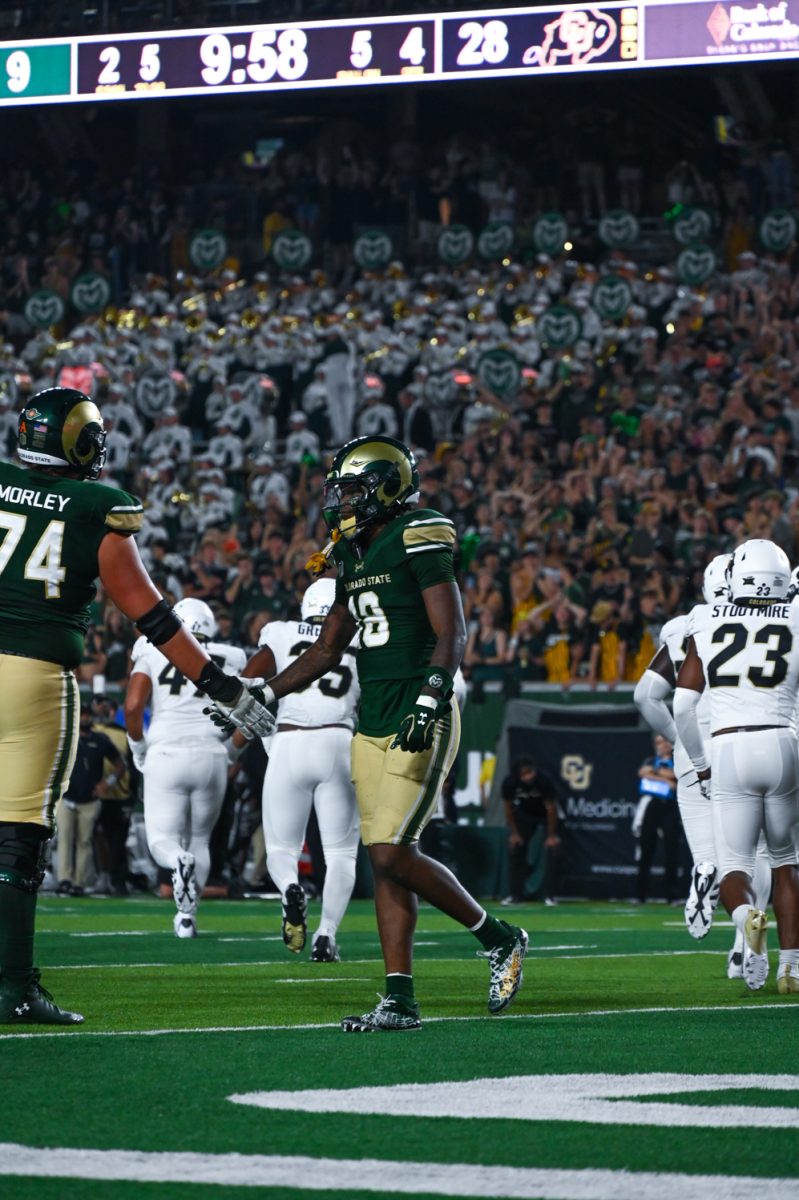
[17, 387, 107, 480]
[323, 435, 420, 541]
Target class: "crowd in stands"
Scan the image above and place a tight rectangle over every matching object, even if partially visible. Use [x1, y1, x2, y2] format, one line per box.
[1, 99, 799, 697]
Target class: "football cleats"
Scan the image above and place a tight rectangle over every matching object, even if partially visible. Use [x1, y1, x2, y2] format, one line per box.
[323, 435, 419, 542]
[702, 554, 731, 604]
[727, 539, 790, 606]
[301, 577, 336, 624]
[174, 598, 217, 642]
[17, 387, 107, 480]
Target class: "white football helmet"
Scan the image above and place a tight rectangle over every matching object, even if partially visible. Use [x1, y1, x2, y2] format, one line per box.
[727, 539, 791, 605]
[301, 577, 336, 623]
[174, 598, 217, 641]
[702, 554, 731, 604]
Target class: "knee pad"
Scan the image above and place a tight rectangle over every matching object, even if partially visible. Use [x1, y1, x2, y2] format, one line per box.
[0, 822, 50, 893]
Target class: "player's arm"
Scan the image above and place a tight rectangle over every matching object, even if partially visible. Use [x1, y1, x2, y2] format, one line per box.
[673, 637, 710, 778]
[391, 581, 467, 753]
[418, 581, 468, 699]
[633, 644, 677, 743]
[246, 601, 356, 699]
[544, 798, 560, 846]
[99, 532, 273, 737]
[123, 671, 152, 770]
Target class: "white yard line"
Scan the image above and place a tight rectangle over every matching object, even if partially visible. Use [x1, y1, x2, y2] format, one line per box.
[0, 1144, 793, 1198]
[0, 1003, 794, 1042]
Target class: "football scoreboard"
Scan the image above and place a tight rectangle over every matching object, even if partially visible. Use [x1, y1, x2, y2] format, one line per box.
[1, 0, 798, 105]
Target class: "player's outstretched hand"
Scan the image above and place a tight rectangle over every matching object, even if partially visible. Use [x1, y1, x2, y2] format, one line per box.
[204, 677, 277, 739]
[391, 696, 441, 753]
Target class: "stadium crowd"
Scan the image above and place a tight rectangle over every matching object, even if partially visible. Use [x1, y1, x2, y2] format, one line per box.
[0, 109, 798, 702]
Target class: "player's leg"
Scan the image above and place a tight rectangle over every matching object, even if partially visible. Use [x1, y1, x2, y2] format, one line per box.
[762, 731, 799, 994]
[729, 833, 772, 979]
[311, 729, 359, 962]
[713, 733, 769, 990]
[0, 656, 81, 1024]
[143, 747, 197, 936]
[262, 733, 314, 952]
[183, 748, 228, 936]
[186, 750, 228, 891]
[677, 776, 720, 940]
[346, 703, 526, 1031]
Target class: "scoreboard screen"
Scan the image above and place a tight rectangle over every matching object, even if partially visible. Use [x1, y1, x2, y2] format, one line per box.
[0, 2, 797, 105]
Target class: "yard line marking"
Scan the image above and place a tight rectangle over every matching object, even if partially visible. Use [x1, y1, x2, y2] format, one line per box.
[231, 1073, 799, 1129]
[0, 1143, 793, 1198]
[0, 1003, 795, 1041]
[273, 978, 371, 984]
[530, 944, 597, 951]
[69, 931, 153, 937]
[40, 949, 732, 972]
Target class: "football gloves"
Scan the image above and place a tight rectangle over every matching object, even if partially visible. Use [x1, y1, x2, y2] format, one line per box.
[204, 679, 277, 739]
[391, 695, 445, 754]
[697, 771, 711, 802]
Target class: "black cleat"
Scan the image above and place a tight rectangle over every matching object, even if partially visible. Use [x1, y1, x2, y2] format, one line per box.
[282, 883, 308, 953]
[311, 935, 340, 962]
[0, 970, 83, 1025]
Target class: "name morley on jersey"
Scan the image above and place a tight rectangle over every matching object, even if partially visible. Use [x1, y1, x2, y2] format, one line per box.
[0, 484, 71, 512]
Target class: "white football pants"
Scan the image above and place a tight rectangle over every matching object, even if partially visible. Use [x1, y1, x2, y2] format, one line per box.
[263, 727, 359, 938]
[711, 728, 799, 879]
[143, 744, 228, 892]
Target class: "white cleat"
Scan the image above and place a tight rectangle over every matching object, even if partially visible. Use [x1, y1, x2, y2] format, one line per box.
[742, 908, 768, 991]
[172, 851, 197, 913]
[684, 861, 719, 940]
[173, 912, 197, 939]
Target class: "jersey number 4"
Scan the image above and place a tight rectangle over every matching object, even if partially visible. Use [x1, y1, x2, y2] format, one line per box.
[707, 622, 792, 689]
[158, 654, 226, 697]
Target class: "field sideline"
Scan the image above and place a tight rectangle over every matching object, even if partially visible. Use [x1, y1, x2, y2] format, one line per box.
[1, 895, 797, 1199]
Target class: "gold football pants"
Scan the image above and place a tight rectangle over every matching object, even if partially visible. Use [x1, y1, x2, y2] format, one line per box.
[352, 698, 460, 845]
[0, 654, 79, 831]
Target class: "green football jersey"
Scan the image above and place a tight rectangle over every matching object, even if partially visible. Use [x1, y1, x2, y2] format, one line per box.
[0, 460, 143, 668]
[333, 507, 457, 736]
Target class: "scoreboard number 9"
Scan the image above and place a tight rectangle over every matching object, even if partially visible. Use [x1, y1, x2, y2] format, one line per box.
[5, 50, 31, 94]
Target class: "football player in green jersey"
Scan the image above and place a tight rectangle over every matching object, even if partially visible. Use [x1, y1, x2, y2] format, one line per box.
[244, 435, 528, 1030]
[0, 387, 274, 1026]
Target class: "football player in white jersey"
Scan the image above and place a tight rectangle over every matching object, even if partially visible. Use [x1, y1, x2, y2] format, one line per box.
[634, 556, 773, 975]
[255, 577, 360, 962]
[124, 599, 247, 938]
[674, 540, 799, 994]
[634, 555, 727, 937]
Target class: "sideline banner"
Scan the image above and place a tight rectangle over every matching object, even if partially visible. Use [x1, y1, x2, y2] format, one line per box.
[494, 701, 672, 900]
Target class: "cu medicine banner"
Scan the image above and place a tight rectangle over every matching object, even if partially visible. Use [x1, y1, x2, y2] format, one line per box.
[0, 1, 797, 105]
[507, 721, 660, 900]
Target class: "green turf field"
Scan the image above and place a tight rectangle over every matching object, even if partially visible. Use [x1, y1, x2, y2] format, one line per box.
[1, 894, 797, 1199]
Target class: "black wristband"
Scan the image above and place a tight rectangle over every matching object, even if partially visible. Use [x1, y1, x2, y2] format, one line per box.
[195, 661, 241, 704]
[423, 665, 454, 701]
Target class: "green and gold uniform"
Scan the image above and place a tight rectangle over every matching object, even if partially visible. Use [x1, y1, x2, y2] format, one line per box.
[333, 508, 461, 845]
[0, 460, 143, 829]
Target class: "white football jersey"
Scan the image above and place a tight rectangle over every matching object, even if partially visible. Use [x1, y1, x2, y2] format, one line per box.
[686, 600, 799, 731]
[660, 612, 711, 780]
[131, 637, 247, 747]
[258, 619, 360, 729]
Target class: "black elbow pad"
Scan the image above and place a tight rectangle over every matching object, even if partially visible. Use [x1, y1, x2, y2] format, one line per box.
[136, 599, 182, 645]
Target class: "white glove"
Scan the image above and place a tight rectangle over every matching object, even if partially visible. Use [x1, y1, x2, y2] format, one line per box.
[697, 773, 711, 802]
[210, 678, 277, 739]
[127, 734, 148, 773]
